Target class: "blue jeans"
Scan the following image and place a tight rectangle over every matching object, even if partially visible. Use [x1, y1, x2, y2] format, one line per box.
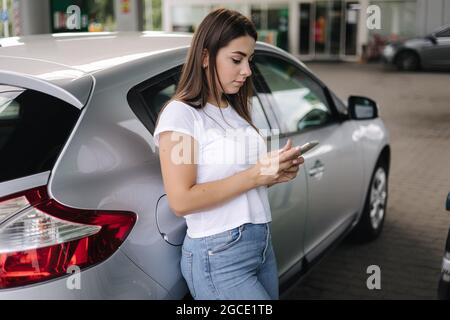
[180, 222, 279, 300]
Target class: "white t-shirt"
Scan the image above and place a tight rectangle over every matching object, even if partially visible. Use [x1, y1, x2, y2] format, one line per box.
[153, 99, 272, 238]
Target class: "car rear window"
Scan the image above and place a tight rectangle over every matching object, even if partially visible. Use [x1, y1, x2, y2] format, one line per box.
[0, 85, 80, 183]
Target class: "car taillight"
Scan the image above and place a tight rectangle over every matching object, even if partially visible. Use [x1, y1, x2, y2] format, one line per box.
[0, 186, 137, 289]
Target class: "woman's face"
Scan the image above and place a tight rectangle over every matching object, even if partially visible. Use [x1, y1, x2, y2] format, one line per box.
[204, 35, 256, 97]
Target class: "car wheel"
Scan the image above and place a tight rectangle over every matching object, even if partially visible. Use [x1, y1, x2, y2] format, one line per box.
[396, 51, 420, 71]
[347, 159, 389, 243]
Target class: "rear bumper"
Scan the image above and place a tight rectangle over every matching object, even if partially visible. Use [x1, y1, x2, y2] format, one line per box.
[0, 249, 169, 299]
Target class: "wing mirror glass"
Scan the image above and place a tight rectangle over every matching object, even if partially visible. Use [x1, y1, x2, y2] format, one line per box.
[348, 96, 378, 120]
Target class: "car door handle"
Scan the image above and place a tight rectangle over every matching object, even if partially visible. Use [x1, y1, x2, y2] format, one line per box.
[308, 160, 325, 177]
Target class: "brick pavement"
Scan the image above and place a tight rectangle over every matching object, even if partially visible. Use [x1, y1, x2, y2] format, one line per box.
[285, 62, 450, 299]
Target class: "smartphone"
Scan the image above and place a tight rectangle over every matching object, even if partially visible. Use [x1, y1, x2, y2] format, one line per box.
[299, 141, 319, 155]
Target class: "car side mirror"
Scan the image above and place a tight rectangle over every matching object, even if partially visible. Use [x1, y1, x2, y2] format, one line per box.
[348, 96, 378, 120]
[446, 193, 450, 211]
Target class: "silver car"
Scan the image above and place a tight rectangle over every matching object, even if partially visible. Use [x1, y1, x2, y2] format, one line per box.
[438, 192, 450, 300]
[382, 24, 450, 71]
[0, 32, 390, 299]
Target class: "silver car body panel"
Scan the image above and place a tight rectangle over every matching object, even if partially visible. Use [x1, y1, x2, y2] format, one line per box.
[301, 121, 363, 258]
[0, 32, 390, 299]
[0, 171, 50, 199]
[268, 140, 308, 277]
[302, 117, 389, 262]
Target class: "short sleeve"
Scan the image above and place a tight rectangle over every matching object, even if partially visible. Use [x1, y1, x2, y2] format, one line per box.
[153, 100, 199, 148]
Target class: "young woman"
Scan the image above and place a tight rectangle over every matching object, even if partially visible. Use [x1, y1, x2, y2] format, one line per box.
[153, 8, 304, 300]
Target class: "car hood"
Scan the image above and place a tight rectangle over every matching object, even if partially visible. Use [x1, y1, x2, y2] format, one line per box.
[387, 36, 433, 48]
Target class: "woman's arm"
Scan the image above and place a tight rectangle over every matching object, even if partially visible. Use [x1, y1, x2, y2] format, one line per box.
[158, 131, 302, 216]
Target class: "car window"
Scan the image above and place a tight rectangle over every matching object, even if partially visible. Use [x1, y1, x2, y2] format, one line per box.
[0, 85, 80, 183]
[250, 95, 271, 137]
[436, 27, 450, 38]
[254, 55, 333, 134]
[140, 77, 178, 122]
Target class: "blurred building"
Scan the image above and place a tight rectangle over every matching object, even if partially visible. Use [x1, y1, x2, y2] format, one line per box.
[4, 0, 143, 35]
[163, 0, 450, 61]
[2, 0, 449, 61]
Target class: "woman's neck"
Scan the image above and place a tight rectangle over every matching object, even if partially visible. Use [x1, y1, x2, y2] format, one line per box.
[207, 97, 228, 108]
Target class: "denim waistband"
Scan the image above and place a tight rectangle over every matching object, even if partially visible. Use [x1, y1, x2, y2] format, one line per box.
[186, 222, 270, 241]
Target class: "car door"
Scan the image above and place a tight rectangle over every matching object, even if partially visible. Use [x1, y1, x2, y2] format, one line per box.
[253, 53, 362, 263]
[251, 55, 309, 277]
[422, 27, 450, 68]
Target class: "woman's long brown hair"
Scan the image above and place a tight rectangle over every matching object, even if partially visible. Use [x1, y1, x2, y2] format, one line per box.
[156, 8, 260, 134]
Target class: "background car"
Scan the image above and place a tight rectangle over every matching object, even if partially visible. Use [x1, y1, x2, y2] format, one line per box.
[382, 24, 450, 71]
[0, 32, 390, 299]
[438, 192, 450, 300]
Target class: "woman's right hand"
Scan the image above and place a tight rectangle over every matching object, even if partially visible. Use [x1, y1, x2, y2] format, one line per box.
[250, 139, 304, 188]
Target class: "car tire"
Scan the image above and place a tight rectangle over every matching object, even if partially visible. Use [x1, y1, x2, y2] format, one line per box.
[347, 159, 389, 243]
[395, 51, 420, 71]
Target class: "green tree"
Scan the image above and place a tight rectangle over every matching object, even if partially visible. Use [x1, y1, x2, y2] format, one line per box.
[88, 0, 115, 31]
[151, 0, 161, 30]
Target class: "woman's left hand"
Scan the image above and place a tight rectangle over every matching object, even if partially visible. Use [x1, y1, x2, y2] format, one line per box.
[268, 156, 304, 186]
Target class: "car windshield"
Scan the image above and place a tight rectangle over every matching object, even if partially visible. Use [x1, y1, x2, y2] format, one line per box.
[434, 26, 450, 37]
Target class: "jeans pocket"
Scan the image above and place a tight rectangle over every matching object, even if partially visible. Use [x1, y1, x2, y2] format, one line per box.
[181, 247, 196, 298]
[208, 226, 243, 256]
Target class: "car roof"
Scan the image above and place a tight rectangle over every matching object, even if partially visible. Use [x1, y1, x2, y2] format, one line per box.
[0, 32, 193, 106]
[0, 31, 194, 73]
[0, 31, 298, 106]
